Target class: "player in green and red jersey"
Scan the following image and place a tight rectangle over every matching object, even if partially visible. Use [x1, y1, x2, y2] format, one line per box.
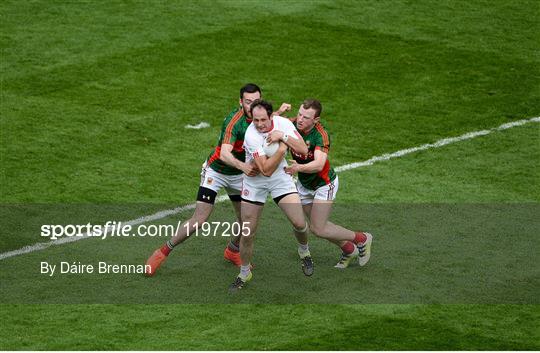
[283, 99, 373, 268]
[145, 84, 291, 276]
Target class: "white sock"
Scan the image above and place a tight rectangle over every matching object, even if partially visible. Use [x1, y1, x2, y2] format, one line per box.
[298, 243, 310, 258]
[239, 265, 251, 279]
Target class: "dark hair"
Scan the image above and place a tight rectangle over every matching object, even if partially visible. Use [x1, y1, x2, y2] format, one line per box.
[250, 99, 273, 118]
[302, 98, 322, 117]
[240, 83, 261, 99]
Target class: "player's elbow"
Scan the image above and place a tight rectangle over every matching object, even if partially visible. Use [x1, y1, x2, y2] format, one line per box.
[260, 168, 273, 177]
[218, 153, 228, 163]
[298, 146, 308, 156]
[313, 162, 325, 173]
[260, 164, 276, 177]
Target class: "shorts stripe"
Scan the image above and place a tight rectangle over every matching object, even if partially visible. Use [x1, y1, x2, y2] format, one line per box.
[241, 197, 264, 206]
[200, 165, 207, 186]
[327, 181, 335, 200]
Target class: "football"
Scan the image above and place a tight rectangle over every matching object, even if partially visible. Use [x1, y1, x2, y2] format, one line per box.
[263, 141, 280, 157]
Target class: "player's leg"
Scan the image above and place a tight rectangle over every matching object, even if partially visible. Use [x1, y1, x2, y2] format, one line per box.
[145, 164, 224, 276]
[309, 199, 354, 241]
[223, 178, 243, 266]
[239, 200, 263, 266]
[230, 178, 267, 291]
[144, 187, 217, 276]
[296, 182, 346, 247]
[308, 198, 360, 268]
[275, 192, 314, 276]
[309, 176, 372, 267]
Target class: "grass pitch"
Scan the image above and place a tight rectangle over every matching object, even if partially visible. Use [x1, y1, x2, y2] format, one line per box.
[1, 0, 539, 350]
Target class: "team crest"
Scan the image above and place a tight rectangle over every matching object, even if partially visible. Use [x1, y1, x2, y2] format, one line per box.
[206, 177, 213, 185]
[243, 189, 249, 196]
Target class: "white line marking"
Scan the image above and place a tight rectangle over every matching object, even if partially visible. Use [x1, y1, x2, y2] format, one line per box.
[1, 117, 538, 261]
[336, 117, 539, 172]
[185, 122, 210, 129]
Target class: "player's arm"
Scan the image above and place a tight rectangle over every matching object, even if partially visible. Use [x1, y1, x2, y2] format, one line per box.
[268, 130, 308, 156]
[220, 143, 258, 176]
[272, 103, 292, 117]
[253, 142, 288, 177]
[285, 149, 327, 175]
[266, 130, 308, 156]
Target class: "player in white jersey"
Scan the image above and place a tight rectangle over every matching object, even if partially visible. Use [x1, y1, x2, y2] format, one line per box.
[229, 99, 313, 291]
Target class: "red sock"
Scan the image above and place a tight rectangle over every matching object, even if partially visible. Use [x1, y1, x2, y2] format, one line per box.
[228, 240, 240, 253]
[160, 244, 172, 256]
[353, 232, 367, 245]
[340, 241, 355, 255]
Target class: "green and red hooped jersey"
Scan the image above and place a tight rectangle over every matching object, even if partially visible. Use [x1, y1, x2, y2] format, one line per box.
[206, 107, 252, 175]
[291, 121, 337, 190]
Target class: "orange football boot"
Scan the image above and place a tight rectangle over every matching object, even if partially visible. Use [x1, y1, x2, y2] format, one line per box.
[224, 246, 242, 267]
[145, 249, 167, 276]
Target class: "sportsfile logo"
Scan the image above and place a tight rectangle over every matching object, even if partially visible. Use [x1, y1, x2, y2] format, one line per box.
[41, 221, 169, 240]
[40, 221, 250, 240]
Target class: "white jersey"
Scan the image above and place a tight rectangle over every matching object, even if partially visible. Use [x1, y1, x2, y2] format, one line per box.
[242, 116, 301, 203]
[243, 116, 300, 177]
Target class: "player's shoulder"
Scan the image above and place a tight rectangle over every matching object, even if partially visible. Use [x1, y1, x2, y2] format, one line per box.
[274, 115, 295, 128]
[222, 107, 246, 131]
[244, 123, 259, 138]
[224, 106, 244, 122]
[312, 122, 331, 145]
[314, 121, 330, 135]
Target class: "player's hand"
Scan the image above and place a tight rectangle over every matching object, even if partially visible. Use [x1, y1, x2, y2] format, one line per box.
[266, 130, 284, 144]
[284, 160, 300, 175]
[243, 162, 259, 177]
[276, 103, 291, 116]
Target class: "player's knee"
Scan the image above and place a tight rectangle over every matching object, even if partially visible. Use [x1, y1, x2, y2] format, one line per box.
[293, 221, 308, 233]
[241, 213, 257, 226]
[309, 224, 325, 238]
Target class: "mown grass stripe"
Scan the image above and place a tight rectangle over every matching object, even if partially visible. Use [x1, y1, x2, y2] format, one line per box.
[1, 116, 538, 261]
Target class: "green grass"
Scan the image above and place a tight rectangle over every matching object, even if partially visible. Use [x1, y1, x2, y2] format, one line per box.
[1, 0, 539, 350]
[1, 127, 539, 306]
[1, 305, 538, 350]
[2, 1, 538, 203]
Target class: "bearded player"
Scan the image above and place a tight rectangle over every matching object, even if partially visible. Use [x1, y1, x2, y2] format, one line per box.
[283, 99, 373, 268]
[145, 84, 290, 276]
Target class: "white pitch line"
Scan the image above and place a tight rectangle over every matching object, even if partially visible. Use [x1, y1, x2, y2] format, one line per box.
[1, 116, 538, 261]
[185, 121, 210, 129]
[336, 116, 539, 172]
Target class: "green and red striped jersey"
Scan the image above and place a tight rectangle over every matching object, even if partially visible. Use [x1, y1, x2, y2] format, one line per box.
[206, 107, 252, 175]
[292, 121, 337, 190]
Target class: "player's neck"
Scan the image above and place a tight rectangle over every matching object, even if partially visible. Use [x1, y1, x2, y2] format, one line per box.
[300, 125, 315, 135]
[264, 119, 274, 133]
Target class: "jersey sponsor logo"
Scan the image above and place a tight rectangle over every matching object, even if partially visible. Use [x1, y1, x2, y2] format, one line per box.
[292, 149, 313, 161]
[292, 139, 312, 160]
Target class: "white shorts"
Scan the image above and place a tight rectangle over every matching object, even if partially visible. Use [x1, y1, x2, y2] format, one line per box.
[297, 176, 339, 205]
[200, 163, 243, 195]
[242, 171, 298, 204]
